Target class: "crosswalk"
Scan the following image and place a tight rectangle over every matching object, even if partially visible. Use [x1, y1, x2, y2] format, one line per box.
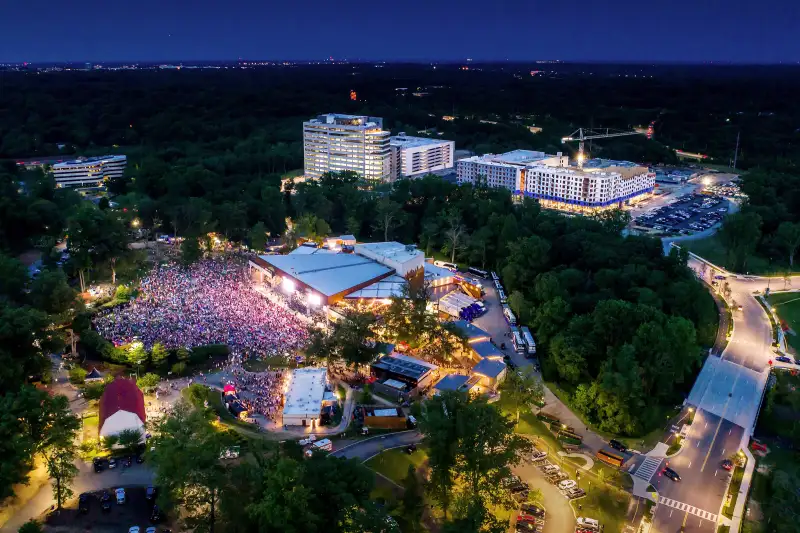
[658, 497, 718, 522]
[633, 456, 662, 481]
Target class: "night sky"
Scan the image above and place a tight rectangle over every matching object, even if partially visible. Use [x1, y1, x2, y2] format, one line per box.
[2, 0, 798, 63]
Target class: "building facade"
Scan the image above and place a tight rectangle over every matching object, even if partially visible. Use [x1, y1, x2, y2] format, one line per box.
[389, 134, 454, 180]
[51, 155, 127, 188]
[457, 150, 654, 213]
[303, 114, 391, 182]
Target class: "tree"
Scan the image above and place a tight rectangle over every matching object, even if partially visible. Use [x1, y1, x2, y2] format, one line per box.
[18, 520, 43, 533]
[181, 236, 203, 265]
[442, 209, 468, 263]
[373, 198, 405, 241]
[399, 465, 425, 532]
[150, 401, 234, 533]
[128, 343, 147, 371]
[44, 445, 79, 510]
[592, 208, 632, 234]
[248, 221, 269, 252]
[324, 310, 383, 369]
[508, 290, 530, 324]
[776, 221, 800, 267]
[177, 347, 190, 363]
[500, 366, 544, 423]
[36, 395, 80, 510]
[171, 361, 187, 376]
[117, 428, 143, 455]
[137, 372, 161, 392]
[718, 211, 762, 271]
[150, 342, 169, 369]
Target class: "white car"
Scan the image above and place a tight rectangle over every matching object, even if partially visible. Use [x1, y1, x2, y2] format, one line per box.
[577, 517, 600, 530]
[116, 487, 126, 504]
[558, 479, 577, 491]
[146, 528, 157, 533]
[128, 528, 140, 533]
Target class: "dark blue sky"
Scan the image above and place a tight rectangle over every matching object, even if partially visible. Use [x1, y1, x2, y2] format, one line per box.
[2, 0, 798, 63]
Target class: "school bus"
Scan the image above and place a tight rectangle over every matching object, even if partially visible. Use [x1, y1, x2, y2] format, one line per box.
[596, 448, 625, 468]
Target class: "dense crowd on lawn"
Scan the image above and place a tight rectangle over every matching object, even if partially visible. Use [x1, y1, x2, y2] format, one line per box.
[94, 257, 309, 357]
[222, 353, 287, 423]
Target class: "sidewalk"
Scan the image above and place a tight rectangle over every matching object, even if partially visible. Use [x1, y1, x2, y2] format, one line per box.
[535, 385, 607, 453]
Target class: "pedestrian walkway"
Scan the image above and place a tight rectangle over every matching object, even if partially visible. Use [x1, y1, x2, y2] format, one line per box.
[658, 497, 718, 522]
[634, 456, 662, 481]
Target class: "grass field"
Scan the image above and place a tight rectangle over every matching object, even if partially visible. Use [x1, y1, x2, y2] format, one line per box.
[768, 292, 800, 353]
[365, 447, 428, 485]
[570, 483, 631, 532]
[681, 234, 798, 275]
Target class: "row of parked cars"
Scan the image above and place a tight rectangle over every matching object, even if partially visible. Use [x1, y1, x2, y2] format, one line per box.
[93, 454, 144, 472]
[527, 448, 587, 500]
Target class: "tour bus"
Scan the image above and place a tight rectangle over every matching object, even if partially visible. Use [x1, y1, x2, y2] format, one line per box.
[511, 329, 525, 353]
[468, 266, 488, 279]
[491, 271, 499, 282]
[502, 305, 517, 326]
[498, 289, 508, 304]
[434, 260, 458, 272]
[520, 326, 536, 356]
[596, 448, 625, 468]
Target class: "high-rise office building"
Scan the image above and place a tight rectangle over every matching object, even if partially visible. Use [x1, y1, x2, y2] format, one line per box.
[51, 155, 127, 188]
[303, 114, 391, 182]
[389, 134, 454, 180]
[457, 150, 654, 213]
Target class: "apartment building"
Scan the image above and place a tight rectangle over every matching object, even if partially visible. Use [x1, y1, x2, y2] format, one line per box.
[457, 150, 654, 213]
[303, 114, 391, 182]
[389, 134, 455, 180]
[51, 155, 127, 188]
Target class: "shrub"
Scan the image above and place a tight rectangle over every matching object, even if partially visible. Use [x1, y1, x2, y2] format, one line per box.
[83, 382, 106, 400]
[137, 372, 160, 392]
[69, 367, 87, 385]
[114, 285, 133, 301]
[171, 362, 187, 376]
[18, 519, 43, 533]
[189, 344, 229, 364]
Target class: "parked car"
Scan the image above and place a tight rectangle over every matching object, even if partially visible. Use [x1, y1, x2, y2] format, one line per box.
[79, 493, 90, 513]
[116, 487, 127, 504]
[150, 505, 163, 523]
[521, 503, 545, 517]
[609, 439, 627, 453]
[146, 486, 157, 500]
[516, 514, 537, 524]
[663, 467, 681, 482]
[577, 517, 600, 531]
[93, 458, 104, 473]
[406, 444, 417, 454]
[777, 356, 792, 364]
[108, 458, 118, 469]
[101, 491, 112, 512]
[136, 454, 145, 464]
[721, 459, 733, 471]
[128, 528, 140, 533]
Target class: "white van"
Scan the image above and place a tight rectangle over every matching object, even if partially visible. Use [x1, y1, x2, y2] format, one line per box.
[305, 438, 333, 456]
[577, 517, 600, 531]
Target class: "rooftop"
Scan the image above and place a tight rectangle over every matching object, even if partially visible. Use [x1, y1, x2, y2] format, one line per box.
[288, 244, 337, 256]
[451, 320, 492, 341]
[307, 113, 384, 129]
[433, 374, 470, 392]
[371, 353, 438, 381]
[283, 367, 328, 417]
[472, 358, 507, 379]
[52, 155, 126, 168]
[459, 150, 549, 167]
[390, 134, 451, 148]
[259, 253, 393, 297]
[354, 241, 423, 265]
[346, 274, 407, 299]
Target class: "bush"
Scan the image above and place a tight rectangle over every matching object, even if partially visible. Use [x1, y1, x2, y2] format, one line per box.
[69, 366, 87, 385]
[83, 382, 106, 400]
[189, 344, 229, 364]
[137, 372, 160, 392]
[18, 519, 43, 533]
[359, 385, 374, 405]
[114, 285, 133, 301]
[171, 362, 187, 376]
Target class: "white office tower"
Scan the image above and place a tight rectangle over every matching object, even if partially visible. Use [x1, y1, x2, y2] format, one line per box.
[51, 155, 127, 188]
[389, 134, 455, 180]
[303, 114, 391, 182]
[457, 150, 654, 213]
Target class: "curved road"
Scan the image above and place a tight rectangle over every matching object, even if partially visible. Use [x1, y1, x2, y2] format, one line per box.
[331, 430, 422, 461]
[649, 250, 779, 533]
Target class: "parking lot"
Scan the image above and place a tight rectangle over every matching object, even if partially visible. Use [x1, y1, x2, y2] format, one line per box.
[634, 193, 729, 235]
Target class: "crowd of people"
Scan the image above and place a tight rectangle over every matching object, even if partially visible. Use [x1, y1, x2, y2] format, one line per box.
[94, 257, 310, 358]
[222, 354, 288, 424]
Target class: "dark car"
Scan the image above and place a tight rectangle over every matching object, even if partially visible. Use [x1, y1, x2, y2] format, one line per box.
[663, 467, 681, 482]
[150, 504, 163, 523]
[101, 491, 112, 512]
[124, 456, 133, 467]
[520, 503, 545, 518]
[146, 486, 157, 500]
[405, 444, 417, 454]
[93, 458, 104, 473]
[136, 454, 145, 464]
[776, 356, 792, 364]
[609, 439, 628, 453]
[509, 482, 529, 494]
[78, 493, 90, 513]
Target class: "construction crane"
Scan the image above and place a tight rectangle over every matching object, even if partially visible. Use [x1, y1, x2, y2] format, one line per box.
[561, 127, 644, 168]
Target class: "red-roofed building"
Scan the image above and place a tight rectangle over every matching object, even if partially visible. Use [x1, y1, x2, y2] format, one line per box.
[99, 378, 146, 439]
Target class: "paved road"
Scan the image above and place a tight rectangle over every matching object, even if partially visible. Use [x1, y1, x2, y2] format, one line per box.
[331, 431, 422, 461]
[513, 462, 575, 533]
[650, 253, 775, 533]
[0, 462, 154, 532]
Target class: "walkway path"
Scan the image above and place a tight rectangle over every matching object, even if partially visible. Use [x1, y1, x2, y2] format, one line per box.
[534, 386, 607, 453]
